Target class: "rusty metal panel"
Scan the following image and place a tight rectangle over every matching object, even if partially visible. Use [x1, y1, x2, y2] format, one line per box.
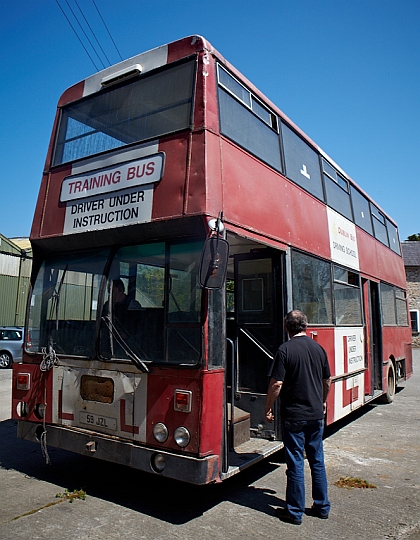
[80, 375, 114, 403]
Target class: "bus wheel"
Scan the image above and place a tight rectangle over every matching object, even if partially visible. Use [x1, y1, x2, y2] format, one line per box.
[380, 361, 396, 404]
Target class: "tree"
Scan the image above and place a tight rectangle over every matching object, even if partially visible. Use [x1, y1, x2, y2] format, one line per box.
[407, 233, 420, 241]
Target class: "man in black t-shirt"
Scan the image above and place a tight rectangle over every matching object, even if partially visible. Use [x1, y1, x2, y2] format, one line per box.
[265, 310, 331, 525]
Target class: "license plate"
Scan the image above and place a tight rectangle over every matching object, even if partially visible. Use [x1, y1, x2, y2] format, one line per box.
[79, 411, 117, 430]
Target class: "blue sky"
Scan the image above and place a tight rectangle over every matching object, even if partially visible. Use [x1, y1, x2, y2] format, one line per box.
[1, 0, 419, 241]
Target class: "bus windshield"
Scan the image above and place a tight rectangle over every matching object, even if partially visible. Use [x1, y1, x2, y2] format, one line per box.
[27, 240, 203, 366]
[53, 59, 196, 166]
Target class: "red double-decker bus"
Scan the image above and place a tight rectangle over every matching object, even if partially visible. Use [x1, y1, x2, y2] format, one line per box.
[13, 36, 412, 484]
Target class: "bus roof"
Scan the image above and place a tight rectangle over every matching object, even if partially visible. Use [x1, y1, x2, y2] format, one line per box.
[57, 34, 397, 228]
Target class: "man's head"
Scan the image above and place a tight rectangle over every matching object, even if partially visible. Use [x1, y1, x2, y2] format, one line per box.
[284, 310, 308, 336]
[112, 279, 125, 294]
[111, 279, 126, 303]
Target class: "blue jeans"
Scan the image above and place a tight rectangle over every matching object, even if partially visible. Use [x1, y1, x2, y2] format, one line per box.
[281, 418, 330, 520]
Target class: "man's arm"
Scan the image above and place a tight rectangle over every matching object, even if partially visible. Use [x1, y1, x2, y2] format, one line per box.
[322, 377, 332, 414]
[264, 377, 283, 422]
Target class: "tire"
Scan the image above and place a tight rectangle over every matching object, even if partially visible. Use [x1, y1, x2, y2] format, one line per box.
[380, 361, 396, 404]
[0, 351, 13, 369]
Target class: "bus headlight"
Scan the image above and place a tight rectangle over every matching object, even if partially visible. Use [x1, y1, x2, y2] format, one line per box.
[174, 426, 190, 448]
[153, 422, 168, 443]
[151, 453, 166, 473]
[34, 403, 46, 420]
[16, 401, 29, 417]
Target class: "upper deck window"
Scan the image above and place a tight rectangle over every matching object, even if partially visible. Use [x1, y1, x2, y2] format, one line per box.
[370, 204, 389, 247]
[322, 158, 353, 220]
[281, 124, 324, 201]
[53, 60, 196, 166]
[217, 65, 281, 171]
[350, 186, 373, 235]
[386, 219, 401, 255]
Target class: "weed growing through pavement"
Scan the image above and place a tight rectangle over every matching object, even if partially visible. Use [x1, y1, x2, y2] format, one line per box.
[56, 488, 87, 503]
[334, 476, 377, 489]
[11, 488, 87, 521]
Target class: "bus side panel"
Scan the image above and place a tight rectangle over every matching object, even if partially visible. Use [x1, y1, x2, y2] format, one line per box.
[308, 327, 337, 425]
[199, 370, 224, 457]
[357, 228, 406, 288]
[36, 167, 70, 238]
[220, 139, 331, 260]
[152, 136, 190, 220]
[382, 325, 413, 377]
[187, 131, 223, 216]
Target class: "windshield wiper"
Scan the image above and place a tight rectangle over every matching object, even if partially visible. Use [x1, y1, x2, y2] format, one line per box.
[49, 265, 68, 331]
[101, 315, 150, 373]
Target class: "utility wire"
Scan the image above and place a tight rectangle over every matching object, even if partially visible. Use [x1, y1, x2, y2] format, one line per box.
[74, 0, 112, 67]
[56, 0, 124, 70]
[55, 0, 100, 71]
[92, 0, 124, 62]
[63, 0, 107, 69]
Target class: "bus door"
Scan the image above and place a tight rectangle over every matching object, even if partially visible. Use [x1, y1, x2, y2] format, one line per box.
[363, 279, 383, 397]
[230, 248, 283, 445]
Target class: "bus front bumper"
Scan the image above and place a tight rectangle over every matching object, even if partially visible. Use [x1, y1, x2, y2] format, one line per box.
[17, 421, 220, 485]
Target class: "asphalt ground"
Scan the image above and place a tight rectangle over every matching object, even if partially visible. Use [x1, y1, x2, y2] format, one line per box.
[0, 350, 419, 539]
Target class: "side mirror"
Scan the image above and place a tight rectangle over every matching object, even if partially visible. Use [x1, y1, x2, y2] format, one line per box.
[199, 236, 229, 290]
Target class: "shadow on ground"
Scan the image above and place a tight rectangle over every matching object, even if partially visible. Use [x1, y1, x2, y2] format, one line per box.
[0, 389, 401, 525]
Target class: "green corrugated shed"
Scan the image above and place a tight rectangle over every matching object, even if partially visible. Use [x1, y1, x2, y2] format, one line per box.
[0, 235, 32, 326]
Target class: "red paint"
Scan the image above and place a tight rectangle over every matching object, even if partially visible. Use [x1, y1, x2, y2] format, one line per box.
[145, 367, 223, 461]
[12, 364, 53, 423]
[221, 140, 331, 259]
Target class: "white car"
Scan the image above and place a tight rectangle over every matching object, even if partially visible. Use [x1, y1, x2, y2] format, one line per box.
[0, 327, 23, 368]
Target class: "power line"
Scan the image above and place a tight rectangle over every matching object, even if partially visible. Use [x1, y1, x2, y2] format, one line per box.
[92, 0, 124, 62]
[74, 0, 112, 67]
[56, 0, 124, 71]
[63, 0, 107, 69]
[55, 0, 100, 71]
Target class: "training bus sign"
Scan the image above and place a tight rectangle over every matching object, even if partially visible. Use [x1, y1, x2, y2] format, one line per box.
[61, 154, 165, 235]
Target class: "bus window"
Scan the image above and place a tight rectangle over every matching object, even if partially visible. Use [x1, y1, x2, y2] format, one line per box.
[371, 204, 389, 247]
[167, 242, 202, 364]
[386, 219, 401, 255]
[281, 123, 324, 201]
[53, 60, 195, 165]
[322, 159, 353, 221]
[27, 249, 110, 357]
[333, 267, 362, 325]
[291, 251, 332, 324]
[217, 65, 282, 172]
[381, 283, 397, 325]
[100, 240, 203, 365]
[396, 288, 408, 326]
[350, 186, 373, 235]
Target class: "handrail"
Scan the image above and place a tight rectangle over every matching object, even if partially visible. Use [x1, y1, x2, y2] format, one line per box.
[223, 338, 235, 473]
[238, 327, 274, 360]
